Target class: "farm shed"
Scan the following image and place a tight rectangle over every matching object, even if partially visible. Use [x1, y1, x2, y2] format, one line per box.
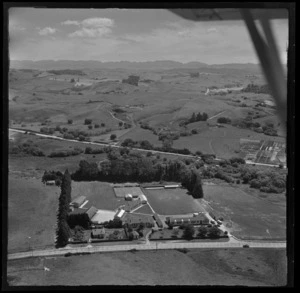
[45, 180, 56, 186]
[115, 209, 125, 219]
[167, 214, 209, 226]
[139, 194, 148, 204]
[70, 196, 86, 208]
[68, 208, 86, 216]
[164, 184, 180, 189]
[125, 194, 133, 201]
[86, 206, 98, 220]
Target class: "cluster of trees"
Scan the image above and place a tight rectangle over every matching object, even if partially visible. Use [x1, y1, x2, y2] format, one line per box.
[240, 167, 286, 193]
[177, 224, 222, 240]
[102, 218, 123, 229]
[190, 72, 200, 78]
[10, 142, 45, 157]
[217, 117, 232, 124]
[47, 69, 85, 76]
[40, 127, 55, 135]
[72, 150, 205, 199]
[84, 119, 92, 125]
[48, 147, 83, 158]
[84, 147, 104, 154]
[67, 213, 90, 230]
[122, 75, 140, 86]
[242, 83, 270, 94]
[42, 170, 63, 185]
[186, 112, 209, 124]
[121, 138, 192, 155]
[56, 170, 72, 248]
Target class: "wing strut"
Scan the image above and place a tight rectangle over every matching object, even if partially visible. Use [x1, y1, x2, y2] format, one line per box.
[240, 9, 287, 129]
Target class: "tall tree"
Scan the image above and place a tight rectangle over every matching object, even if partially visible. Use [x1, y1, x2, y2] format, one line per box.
[192, 174, 204, 198]
[183, 224, 195, 240]
[56, 219, 70, 247]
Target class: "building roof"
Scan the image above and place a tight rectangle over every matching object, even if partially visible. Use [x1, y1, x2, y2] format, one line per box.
[69, 208, 86, 216]
[139, 194, 147, 202]
[71, 196, 86, 205]
[86, 206, 98, 219]
[169, 214, 208, 224]
[116, 209, 125, 218]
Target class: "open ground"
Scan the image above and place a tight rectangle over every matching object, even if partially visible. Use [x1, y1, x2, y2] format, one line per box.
[201, 184, 286, 240]
[7, 248, 287, 286]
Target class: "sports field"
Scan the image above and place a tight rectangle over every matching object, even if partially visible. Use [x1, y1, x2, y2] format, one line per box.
[143, 188, 206, 215]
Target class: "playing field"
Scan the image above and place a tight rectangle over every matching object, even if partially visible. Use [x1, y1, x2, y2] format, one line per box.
[143, 188, 206, 215]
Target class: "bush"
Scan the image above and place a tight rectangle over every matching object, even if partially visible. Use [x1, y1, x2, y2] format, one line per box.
[88, 125, 93, 130]
[101, 123, 105, 127]
[67, 119, 73, 124]
[110, 134, 117, 140]
[217, 117, 231, 124]
[84, 119, 92, 125]
[94, 124, 100, 128]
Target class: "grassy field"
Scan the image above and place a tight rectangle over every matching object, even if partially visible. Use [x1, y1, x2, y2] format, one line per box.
[201, 184, 286, 240]
[8, 175, 58, 253]
[143, 188, 206, 215]
[72, 181, 121, 211]
[6, 248, 287, 286]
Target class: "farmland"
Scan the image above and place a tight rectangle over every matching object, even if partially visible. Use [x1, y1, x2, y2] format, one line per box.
[8, 175, 58, 253]
[7, 248, 287, 286]
[201, 184, 286, 240]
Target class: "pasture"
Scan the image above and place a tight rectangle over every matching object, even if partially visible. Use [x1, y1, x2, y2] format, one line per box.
[143, 188, 206, 215]
[7, 248, 287, 286]
[8, 175, 58, 253]
[201, 184, 286, 240]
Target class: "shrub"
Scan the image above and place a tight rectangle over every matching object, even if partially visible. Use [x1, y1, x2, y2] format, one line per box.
[217, 117, 231, 124]
[94, 124, 100, 128]
[101, 123, 105, 127]
[110, 134, 117, 140]
[84, 119, 92, 125]
[88, 125, 93, 130]
[67, 119, 73, 124]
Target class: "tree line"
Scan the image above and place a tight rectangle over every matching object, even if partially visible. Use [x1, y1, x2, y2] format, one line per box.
[72, 149, 204, 199]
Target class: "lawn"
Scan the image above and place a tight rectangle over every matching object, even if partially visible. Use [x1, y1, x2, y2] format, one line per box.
[132, 204, 154, 215]
[201, 184, 286, 240]
[71, 181, 121, 211]
[8, 175, 58, 253]
[6, 248, 287, 286]
[143, 188, 206, 215]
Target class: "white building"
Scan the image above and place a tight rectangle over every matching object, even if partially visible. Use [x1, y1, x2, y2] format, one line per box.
[139, 194, 147, 204]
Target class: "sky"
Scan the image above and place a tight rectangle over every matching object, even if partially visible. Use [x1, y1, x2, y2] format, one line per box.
[8, 8, 289, 64]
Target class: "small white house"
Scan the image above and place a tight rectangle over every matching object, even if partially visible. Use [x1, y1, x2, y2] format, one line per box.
[125, 194, 133, 201]
[139, 194, 147, 204]
[115, 209, 125, 219]
[46, 180, 56, 186]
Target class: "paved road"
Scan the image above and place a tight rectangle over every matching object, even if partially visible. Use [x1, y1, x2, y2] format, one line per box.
[8, 238, 286, 260]
[9, 128, 196, 158]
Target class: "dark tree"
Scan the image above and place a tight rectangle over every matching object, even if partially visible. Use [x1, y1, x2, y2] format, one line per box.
[67, 119, 73, 124]
[197, 226, 208, 238]
[56, 220, 70, 247]
[110, 134, 117, 140]
[183, 224, 195, 240]
[192, 174, 204, 198]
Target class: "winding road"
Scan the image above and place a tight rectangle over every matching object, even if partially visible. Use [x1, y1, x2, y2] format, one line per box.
[9, 128, 196, 158]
